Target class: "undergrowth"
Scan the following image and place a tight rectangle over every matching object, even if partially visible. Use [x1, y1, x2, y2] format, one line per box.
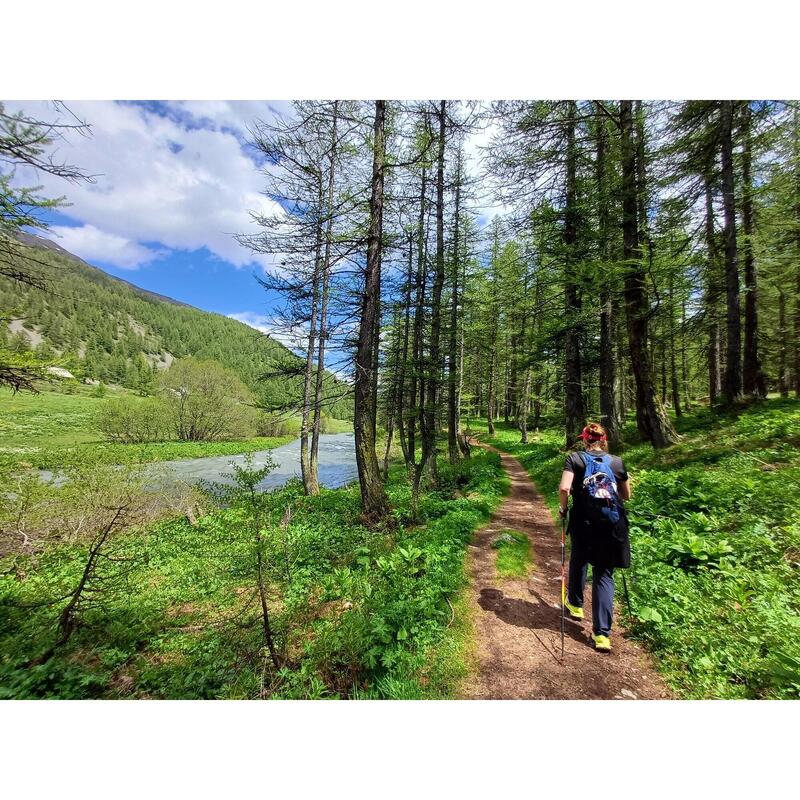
[0, 449, 506, 699]
[472, 397, 800, 699]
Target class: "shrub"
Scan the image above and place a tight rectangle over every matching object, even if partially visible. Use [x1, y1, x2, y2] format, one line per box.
[256, 414, 302, 438]
[159, 358, 258, 442]
[97, 396, 170, 443]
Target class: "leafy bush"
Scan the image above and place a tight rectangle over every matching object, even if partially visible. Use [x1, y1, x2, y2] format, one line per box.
[159, 358, 258, 442]
[256, 414, 302, 438]
[97, 396, 171, 443]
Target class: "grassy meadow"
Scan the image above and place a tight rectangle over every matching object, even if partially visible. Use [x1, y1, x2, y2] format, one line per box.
[0, 385, 337, 471]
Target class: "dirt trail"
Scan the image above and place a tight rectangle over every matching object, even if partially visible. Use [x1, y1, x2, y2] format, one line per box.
[462, 443, 671, 700]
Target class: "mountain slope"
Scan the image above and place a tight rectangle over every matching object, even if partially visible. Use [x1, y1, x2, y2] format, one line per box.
[12, 232, 196, 309]
[0, 234, 352, 417]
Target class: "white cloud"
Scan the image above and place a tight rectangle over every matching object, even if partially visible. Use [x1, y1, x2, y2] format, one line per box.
[6, 100, 286, 269]
[227, 311, 275, 334]
[50, 224, 164, 269]
[7, 99, 505, 270]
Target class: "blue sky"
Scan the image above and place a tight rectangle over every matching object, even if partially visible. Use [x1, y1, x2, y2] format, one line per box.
[9, 100, 291, 332]
[37, 206, 272, 316]
[10, 100, 499, 337]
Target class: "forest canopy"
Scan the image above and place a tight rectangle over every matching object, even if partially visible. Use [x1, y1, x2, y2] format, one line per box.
[246, 100, 799, 512]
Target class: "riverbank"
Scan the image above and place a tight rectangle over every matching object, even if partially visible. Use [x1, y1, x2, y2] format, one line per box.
[0, 387, 351, 471]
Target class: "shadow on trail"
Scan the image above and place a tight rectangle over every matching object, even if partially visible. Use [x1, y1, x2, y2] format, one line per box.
[477, 587, 589, 659]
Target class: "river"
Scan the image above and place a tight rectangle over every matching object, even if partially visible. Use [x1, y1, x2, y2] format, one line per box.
[155, 432, 358, 492]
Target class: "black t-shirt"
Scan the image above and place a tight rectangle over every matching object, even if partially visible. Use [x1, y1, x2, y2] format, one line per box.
[563, 449, 629, 506]
[563, 449, 631, 568]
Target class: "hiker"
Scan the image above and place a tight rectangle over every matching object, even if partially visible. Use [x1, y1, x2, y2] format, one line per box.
[558, 422, 631, 652]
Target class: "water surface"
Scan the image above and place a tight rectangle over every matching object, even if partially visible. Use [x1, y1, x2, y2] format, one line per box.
[157, 432, 357, 492]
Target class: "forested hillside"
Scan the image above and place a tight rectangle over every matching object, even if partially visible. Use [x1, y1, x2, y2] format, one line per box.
[0, 234, 351, 418]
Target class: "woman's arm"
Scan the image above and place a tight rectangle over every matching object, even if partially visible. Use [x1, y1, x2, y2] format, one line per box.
[618, 478, 631, 501]
[558, 470, 574, 517]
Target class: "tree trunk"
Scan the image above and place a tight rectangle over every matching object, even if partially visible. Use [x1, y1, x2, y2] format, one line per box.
[794, 109, 800, 397]
[681, 297, 691, 411]
[669, 272, 682, 417]
[410, 104, 445, 513]
[595, 104, 620, 450]
[408, 167, 429, 516]
[778, 287, 789, 397]
[564, 100, 586, 447]
[519, 367, 532, 443]
[532, 268, 544, 432]
[503, 344, 511, 424]
[408, 166, 427, 473]
[487, 225, 499, 435]
[704, 179, 722, 405]
[300, 179, 323, 495]
[740, 102, 766, 399]
[311, 101, 339, 484]
[421, 99, 446, 483]
[447, 149, 462, 464]
[619, 100, 677, 448]
[720, 100, 743, 405]
[456, 235, 467, 454]
[616, 320, 627, 421]
[354, 100, 389, 522]
[397, 232, 414, 465]
[515, 294, 528, 441]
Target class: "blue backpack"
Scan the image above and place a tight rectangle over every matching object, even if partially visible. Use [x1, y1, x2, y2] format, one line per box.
[580, 452, 621, 526]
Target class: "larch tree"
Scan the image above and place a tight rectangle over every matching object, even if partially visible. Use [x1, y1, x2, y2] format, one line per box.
[619, 100, 677, 448]
[353, 100, 390, 521]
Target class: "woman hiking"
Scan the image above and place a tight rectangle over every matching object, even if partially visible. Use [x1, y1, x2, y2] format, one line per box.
[558, 422, 631, 652]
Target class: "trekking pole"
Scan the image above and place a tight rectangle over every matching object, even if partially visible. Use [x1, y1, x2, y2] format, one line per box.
[621, 570, 634, 621]
[560, 511, 566, 661]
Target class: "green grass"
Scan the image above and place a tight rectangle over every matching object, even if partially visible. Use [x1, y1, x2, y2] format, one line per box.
[0, 387, 350, 470]
[492, 529, 532, 579]
[320, 416, 354, 434]
[0, 385, 113, 450]
[415, 579, 479, 699]
[32, 436, 296, 469]
[467, 398, 800, 699]
[0, 449, 506, 699]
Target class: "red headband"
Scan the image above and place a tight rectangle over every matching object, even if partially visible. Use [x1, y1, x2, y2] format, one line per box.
[578, 426, 607, 442]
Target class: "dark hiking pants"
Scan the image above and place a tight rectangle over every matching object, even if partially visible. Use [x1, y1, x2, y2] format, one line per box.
[567, 553, 614, 637]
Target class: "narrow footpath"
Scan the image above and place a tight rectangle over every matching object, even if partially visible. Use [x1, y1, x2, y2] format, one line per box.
[462, 443, 671, 700]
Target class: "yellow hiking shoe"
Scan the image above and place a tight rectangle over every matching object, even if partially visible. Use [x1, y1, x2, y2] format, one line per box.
[593, 634, 612, 652]
[561, 587, 584, 620]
